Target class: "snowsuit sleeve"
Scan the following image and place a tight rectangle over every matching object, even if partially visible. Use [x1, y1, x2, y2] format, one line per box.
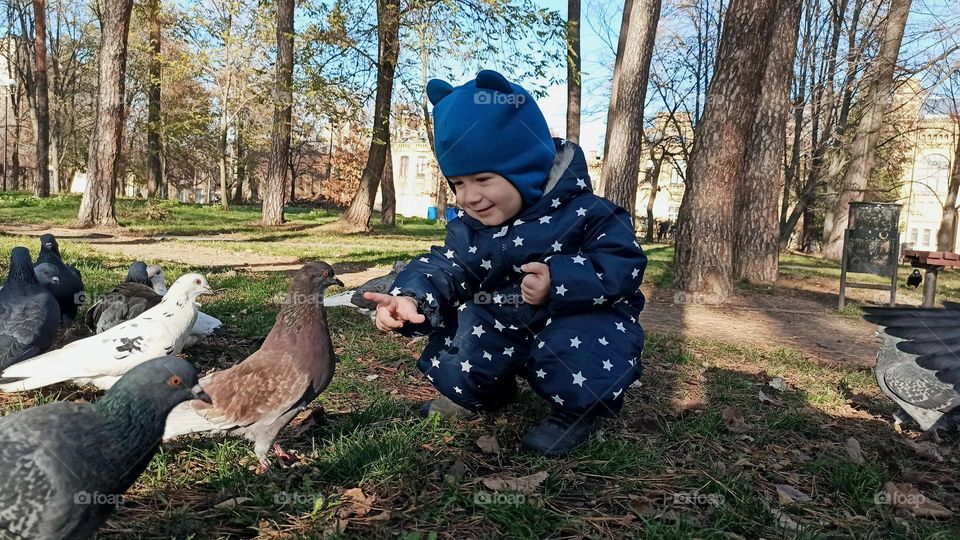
[546, 199, 646, 314]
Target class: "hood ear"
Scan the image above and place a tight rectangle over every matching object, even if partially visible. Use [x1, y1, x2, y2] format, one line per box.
[427, 79, 454, 105]
[475, 70, 514, 94]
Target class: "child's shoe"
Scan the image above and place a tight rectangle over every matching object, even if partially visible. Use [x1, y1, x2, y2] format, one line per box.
[521, 409, 599, 456]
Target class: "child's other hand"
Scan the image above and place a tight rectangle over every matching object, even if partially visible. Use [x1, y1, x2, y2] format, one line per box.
[520, 262, 551, 305]
[363, 292, 426, 331]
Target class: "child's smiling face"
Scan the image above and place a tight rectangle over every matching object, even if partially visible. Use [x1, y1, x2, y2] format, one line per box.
[451, 173, 523, 226]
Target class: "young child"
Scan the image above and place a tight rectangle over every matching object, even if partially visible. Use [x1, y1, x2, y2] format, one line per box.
[365, 69, 647, 455]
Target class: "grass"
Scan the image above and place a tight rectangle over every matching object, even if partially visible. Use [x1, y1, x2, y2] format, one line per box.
[0, 194, 958, 538]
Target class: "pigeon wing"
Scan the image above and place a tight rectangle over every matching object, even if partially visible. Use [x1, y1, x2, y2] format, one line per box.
[864, 306, 960, 393]
[0, 294, 60, 370]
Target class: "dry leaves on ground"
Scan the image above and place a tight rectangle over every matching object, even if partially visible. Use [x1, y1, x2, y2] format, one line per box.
[480, 471, 549, 494]
[722, 406, 751, 433]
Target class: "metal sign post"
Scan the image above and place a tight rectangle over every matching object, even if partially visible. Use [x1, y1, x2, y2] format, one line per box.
[838, 202, 902, 310]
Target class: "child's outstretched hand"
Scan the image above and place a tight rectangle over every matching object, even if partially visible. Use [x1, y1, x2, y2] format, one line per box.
[363, 292, 426, 331]
[520, 262, 551, 305]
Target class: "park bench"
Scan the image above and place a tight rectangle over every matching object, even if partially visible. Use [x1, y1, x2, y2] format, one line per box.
[902, 250, 960, 308]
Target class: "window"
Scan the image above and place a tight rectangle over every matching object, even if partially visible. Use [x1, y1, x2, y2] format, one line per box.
[922, 229, 932, 247]
[668, 205, 680, 221]
[670, 160, 685, 186]
[416, 156, 427, 178]
[916, 154, 950, 196]
[399, 156, 409, 180]
[909, 228, 919, 245]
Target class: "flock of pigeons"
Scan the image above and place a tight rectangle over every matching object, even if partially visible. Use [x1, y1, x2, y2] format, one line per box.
[0, 234, 343, 539]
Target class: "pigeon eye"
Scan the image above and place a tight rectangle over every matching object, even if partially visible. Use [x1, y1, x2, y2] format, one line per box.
[168, 375, 182, 387]
[322, 270, 329, 277]
[193, 278, 201, 285]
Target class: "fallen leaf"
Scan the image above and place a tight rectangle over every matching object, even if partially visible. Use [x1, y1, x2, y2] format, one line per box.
[364, 374, 379, 382]
[902, 439, 945, 462]
[215, 497, 252, 508]
[771, 508, 800, 533]
[768, 377, 788, 392]
[480, 471, 549, 494]
[902, 469, 942, 490]
[883, 482, 953, 519]
[759, 390, 783, 406]
[476, 435, 501, 455]
[721, 406, 751, 433]
[776, 484, 812, 505]
[846, 437, 864, 465]
[338, 488, 376, 518]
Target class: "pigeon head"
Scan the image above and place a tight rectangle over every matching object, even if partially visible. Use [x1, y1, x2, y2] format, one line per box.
[125, 261, 152, 287]
[98, 356, 210, 417]
[147, 265, 168, 294]
[7, 246, 39, 285]
[167, 273, 213, 300]
[296, 261, 343, 293]
[39, 233, 61, 257]
[33, 262, 60, 286]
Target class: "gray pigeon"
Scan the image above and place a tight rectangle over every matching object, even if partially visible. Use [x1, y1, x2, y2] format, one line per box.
[323, 260, 407, 313]
[35, 234, 85, 325]
[864, 304, 960, 431]
[85, 262, 162, 334]
[0, 247, 61, 371]
[163, 262, 341, 473]
[0, 356, 209, 540]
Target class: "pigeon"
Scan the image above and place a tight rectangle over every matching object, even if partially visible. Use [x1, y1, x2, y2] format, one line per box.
[85, 262, 162, 334]
[323, 260, 407, 313]
[163, 262, 342, 473]
[34, 234, 85, 325]
[32, 263, 60, 287]
[905, 269, 923, 289]
[0, 356, 209, 540]
[142, 264, 222, 345]
[0, 274, 212, 392]
[863, 303, 960, 431]
[0, 248, 61, 371]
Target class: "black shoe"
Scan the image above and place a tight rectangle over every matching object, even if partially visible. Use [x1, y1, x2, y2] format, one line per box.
[419, 396, 475, 420]
[521, 409, 600, 456]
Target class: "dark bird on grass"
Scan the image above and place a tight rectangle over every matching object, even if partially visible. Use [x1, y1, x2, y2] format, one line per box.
[35, 234, 85, 325]
[163, 262, 342, 473]
[0, 248, 61, 371]
[863, 303, 960, 431]
[85, 262, 162, 334]
[323, 260, 407, 314]
[906, 269, 923, 289]
[0, 356, 209, 540]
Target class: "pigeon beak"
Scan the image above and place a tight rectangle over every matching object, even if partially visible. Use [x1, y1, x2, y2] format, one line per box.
[44, 242, 53, 249]
[52, 276, 60, 284]
[333, 278, 344, 287]
[191, 384, 212, 404]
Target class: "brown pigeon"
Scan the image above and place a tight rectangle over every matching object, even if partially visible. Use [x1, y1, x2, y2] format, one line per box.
[162, 262, 342, 472]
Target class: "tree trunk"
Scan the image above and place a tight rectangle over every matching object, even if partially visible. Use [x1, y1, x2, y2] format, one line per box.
[340, 0, 400, 230]
[261, 0, 294, 225]
[821, 0, 912, 260]
[602, 0, 633, 161]
[32, 0, 50, 198]
[233, 117, 245, 204]
[937, 124, 960, 251]
[146, 0, 162, 199]
[644, 157, 662, 243]
[732, 0, 801, 283]
[565, 0, 581, 144]
[380, 144, 395, 225]
[673, 0, 779, 300]
[77, 0, 133, 228]
[599, 0, 661, 213]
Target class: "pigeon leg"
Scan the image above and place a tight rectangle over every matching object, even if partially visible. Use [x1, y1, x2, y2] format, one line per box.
[273, 443, 298, 466]
[255, 459, 271, 475]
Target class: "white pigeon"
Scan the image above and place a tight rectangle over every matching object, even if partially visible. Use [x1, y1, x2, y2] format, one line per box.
[147, 264, 222, 346]
[0, 274, 212, 392]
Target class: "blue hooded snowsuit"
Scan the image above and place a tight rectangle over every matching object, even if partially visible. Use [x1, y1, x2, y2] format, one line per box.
[391, 137, 647, 416]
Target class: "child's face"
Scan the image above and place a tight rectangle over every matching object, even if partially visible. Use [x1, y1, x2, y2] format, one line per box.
[451, 173, 523, 226]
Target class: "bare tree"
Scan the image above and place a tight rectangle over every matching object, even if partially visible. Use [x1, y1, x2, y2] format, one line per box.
[602, 0, 632, 161]
[673, 0, 779, 299]
[732, 0, 802, 283]
[31, 0, 49, 197]
[600, 0, 661, 212]
[566, 0, 580, 143]
[821, 0, 912, 260]
[262, 0, 294, 226]
[145, 0, 162, 198]
[339, 0, 400, 230]
[77, 0, 134, 228]
[380, 144, 395, 225]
